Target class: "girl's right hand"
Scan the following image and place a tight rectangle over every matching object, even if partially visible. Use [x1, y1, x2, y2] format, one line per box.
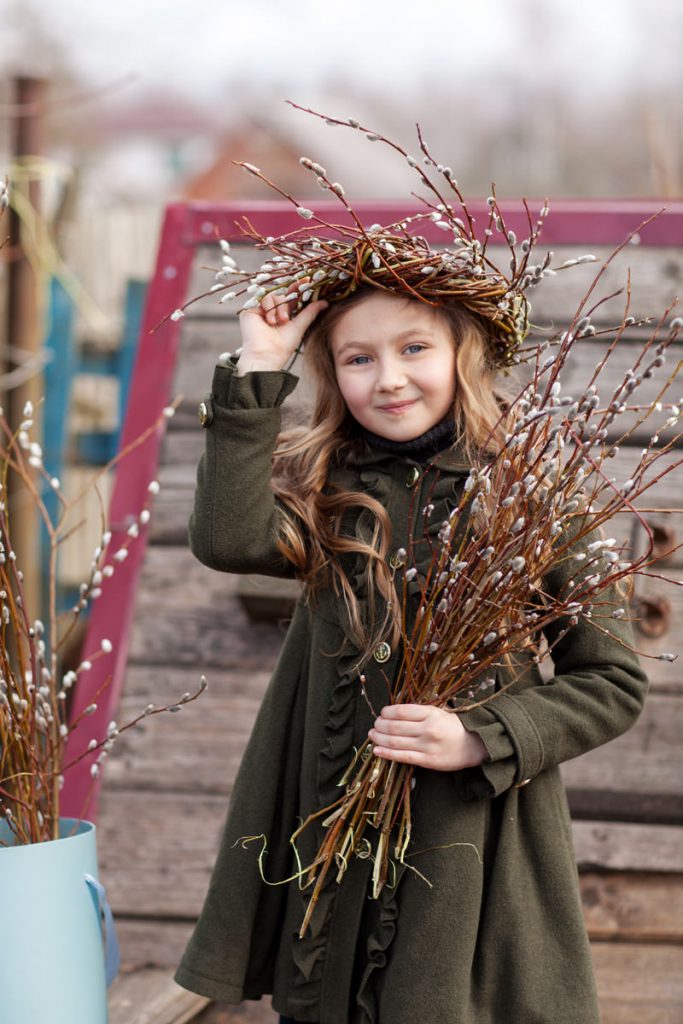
[235, 279, 328, 376]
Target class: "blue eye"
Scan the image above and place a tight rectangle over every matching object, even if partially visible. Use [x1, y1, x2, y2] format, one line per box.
[405, 343, 427, 354]
[348, 355, 371, 365]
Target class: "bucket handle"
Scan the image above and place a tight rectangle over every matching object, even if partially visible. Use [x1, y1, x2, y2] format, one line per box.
[85, 873, 121, 986]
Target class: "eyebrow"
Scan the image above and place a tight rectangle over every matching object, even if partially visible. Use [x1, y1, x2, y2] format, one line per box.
[335, 328, 434, 357]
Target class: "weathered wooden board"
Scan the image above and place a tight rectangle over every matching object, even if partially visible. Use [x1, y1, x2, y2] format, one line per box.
[159, 426, 683, 507]
[147, 411, 683, 691]
[186, 245, 265, 315]
[567, 787, 682, 825]
[621, 584, 683, 694]
[573, 820, 683, 872]
[149, 481, 195, 545]
[611, 508, 681, 560]
[105, 668, 269, 793]
[155, 426, 683, 578]
[106, 676, 683, 822]
[108, 967, 210, 1024]
[119, 662, 271, 701]
[108, 879, 683, 1020]
[580, 872, 683, 942]
[126, 542, 683, 691]
[115, 920, 198, 973]
[98, 789, 683, 919]
[172, 318, 683, 449]
[592, 942, 683, 1024]
[151, 464, 683, 577]
[561, 695, 683, 814]
[592, 445, 683, 512]
[185, 243, 682, 325]
[511, 244, 682, 324]
[127, 546, 287, 672]
[98, 791, 229, 918]
[107, 940, 683, 1023]
[156, 424, 683, 624]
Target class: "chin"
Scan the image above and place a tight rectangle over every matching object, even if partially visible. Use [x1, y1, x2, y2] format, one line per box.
[375, 422, 429, 442]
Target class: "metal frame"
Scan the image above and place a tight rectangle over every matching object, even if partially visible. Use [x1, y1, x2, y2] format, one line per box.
[61, 198, 683, 820]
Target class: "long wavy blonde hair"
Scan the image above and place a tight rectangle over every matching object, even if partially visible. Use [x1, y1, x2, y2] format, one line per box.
[271, 286, 515, 660]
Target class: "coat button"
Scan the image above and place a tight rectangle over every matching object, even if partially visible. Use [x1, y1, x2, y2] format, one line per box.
[405, 466, 420, 487]
[516, 777, 532, 788]
[373, 641, 392, 663]
[198, 399, 213, 428]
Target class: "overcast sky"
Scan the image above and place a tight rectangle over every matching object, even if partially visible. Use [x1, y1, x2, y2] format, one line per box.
[4, 0, 682, 106]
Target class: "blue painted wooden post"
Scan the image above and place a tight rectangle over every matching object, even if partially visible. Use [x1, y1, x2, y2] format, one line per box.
[75, 280, 146, 465]
[116, 280, 147, 454]
[41, 277, 76, 616]
[41, 277, 147, 620]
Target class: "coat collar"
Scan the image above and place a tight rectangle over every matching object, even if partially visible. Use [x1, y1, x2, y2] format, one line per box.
[342, 433, 474, 473]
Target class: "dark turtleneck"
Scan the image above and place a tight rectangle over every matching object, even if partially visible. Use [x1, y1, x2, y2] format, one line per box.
[361, 415, 457, 462]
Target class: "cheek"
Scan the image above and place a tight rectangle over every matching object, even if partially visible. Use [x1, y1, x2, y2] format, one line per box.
[420, 358, 456, 402]
[335, 371, 368, 412]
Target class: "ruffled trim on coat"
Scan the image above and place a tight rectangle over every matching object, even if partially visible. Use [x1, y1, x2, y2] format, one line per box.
[291, 463, 468, 1013]
[290, 884, 338, 1003]
[355, 866, 405, 1023]
[317, 639, 365, 799]
[291, 637, 361, 1006]
[291, 476, 385, 1007]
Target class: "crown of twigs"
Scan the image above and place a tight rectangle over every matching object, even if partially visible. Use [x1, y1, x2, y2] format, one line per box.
[168, 101, 607, 367]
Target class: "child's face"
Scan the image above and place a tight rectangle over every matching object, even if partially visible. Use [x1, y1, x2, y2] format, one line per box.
[330, 290, 457, 441]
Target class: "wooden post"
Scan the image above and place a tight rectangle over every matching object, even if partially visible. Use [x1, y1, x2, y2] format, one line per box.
[5, 76, 46, 619]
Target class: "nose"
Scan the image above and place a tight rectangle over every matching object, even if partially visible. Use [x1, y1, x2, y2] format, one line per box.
[375, 356, 407, 392]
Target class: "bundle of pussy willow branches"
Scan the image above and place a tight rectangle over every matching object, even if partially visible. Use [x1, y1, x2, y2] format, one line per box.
[291, 282, 681, 935]
[0, 389, 208, 844]
[0, 178, 207, 844]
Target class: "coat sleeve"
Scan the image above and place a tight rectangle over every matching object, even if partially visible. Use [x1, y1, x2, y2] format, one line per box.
[188, 361, 299, 577]
[454, 516, 650, 800]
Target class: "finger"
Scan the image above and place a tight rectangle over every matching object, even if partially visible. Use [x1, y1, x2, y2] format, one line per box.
[274, 295, 290, 323]
[372, 745, 430, 767]
[371, 718, 424, 737]
[378, 703, 431, 721]
[260, 293, 280, 326]
[368, 728, 425, 750]
[290, 298, 328, 334]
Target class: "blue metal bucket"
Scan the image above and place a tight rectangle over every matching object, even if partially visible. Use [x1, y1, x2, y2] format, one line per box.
[0, 817, 119, 1024]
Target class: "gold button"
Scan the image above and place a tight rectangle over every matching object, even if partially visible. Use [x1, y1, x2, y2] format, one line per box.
[373, 641, 392, 663]
[389, 550, 406, 570]
[405, 466, 420, 487]
[198, 400, 212, 427]
[516, 777, 532, 788]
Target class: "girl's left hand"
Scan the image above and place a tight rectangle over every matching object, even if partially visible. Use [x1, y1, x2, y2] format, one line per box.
[368, 704, 488, 771]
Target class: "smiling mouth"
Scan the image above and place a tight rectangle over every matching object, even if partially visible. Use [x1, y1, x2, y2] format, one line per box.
[377, 400, 417, 413]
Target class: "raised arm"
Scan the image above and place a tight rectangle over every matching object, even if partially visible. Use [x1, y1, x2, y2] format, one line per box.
[189, 364, 299, 576]
[188, 287, 328, 576]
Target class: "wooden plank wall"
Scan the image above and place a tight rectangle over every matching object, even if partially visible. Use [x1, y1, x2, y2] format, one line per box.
[98, 239, 683, 1023]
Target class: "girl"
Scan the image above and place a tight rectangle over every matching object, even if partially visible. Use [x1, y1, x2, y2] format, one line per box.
[174, 282, 647, 1024]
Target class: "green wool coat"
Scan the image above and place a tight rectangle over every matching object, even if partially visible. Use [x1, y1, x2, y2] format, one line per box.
[174, 363, 649, 1024]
